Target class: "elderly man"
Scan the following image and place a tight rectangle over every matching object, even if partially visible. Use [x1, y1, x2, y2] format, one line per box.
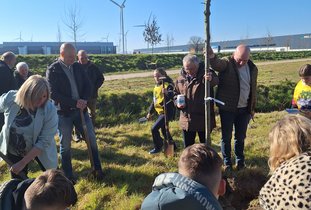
[46, 43, 104, 182]
[14, 62, 33, 88]
[141, 144, 226, 210]
[77, 50, 104, 124]
[209, 44, 258, 171]
[0, 51, 17, 128]
[174, 54, 218, 147]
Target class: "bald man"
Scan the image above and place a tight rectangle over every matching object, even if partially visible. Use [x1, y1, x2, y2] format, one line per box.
[77, 50, 104, 126]
[46, 43, 104, 182]
[0, 51, 17, 128]
[209, 45, 258, 172]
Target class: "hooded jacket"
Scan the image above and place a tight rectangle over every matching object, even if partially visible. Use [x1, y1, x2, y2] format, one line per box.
[141, 173, 222, 210]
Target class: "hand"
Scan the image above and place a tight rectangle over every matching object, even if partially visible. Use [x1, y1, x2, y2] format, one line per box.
[146, 113, 151, 120]
[204, 72, 212, 81]
[162, 88, 168, 95]
[76, 99, 87, 109]
[10, 160, 27, 175]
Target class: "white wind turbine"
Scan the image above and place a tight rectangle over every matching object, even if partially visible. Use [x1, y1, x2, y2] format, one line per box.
[110, 0, 127, 54]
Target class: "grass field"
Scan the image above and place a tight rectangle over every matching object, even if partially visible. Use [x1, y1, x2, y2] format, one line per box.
[1, 58, 311, 209]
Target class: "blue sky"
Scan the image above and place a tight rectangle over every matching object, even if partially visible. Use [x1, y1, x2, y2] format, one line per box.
[0, 0, 310, 52]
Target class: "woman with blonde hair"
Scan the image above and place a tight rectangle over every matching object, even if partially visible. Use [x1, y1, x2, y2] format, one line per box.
[0, 75, 58, 179]
[259, 115, 311, 209]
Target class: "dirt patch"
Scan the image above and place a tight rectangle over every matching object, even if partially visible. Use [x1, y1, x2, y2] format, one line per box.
[219, 168, 268, 210]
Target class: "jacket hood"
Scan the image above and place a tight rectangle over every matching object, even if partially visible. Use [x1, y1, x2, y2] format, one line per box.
[141, 173, 222, 210]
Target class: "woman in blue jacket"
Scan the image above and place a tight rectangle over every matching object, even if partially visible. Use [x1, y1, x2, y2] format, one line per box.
[0, 75, 58, 179]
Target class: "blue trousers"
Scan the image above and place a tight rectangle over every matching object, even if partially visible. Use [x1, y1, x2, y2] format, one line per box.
[58, 110, 102, 179]
[219, 108, 251, 167]
[151, 114, 172, 149]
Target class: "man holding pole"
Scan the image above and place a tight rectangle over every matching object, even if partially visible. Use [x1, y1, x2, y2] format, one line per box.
[174, 54, 218, 147]
[208, 45, 258, 171]
[46, 43, 104, 182]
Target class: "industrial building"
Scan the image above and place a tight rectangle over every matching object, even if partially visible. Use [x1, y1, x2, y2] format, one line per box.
[133, 33, 311, 54]
[0, 41, 117, 55]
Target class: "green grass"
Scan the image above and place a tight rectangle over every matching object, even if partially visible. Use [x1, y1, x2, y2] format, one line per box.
[0, 59, 309, 209]
[0, 111, 286, 209]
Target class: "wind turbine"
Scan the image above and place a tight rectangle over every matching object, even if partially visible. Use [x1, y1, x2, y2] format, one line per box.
[110, 0, 126, 54]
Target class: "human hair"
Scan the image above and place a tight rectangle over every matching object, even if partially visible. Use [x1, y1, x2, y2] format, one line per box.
[16, 62, 29, 72]
[182, 54, 200, 67]
[178, 144, 222, 188]
[24, 169, 77, 210]
[15, 75, 50, 110]
[1, 51, 16, 63]
[154, 67, 173, 84]
[298, 64, 311, 77]
[268, 115, 311, 171]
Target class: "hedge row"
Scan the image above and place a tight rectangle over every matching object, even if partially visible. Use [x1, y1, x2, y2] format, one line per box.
[96, 80, 296, 127]
[17, 51, 311, 75]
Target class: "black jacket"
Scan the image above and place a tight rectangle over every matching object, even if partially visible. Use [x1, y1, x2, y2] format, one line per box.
[82, 61, 104, 98]
[46, 60, 91, 115]
[0, 61, 16, 96]
[13, 70, 33, 89]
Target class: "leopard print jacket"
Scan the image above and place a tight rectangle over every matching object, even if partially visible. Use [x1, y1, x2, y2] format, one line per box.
[259, 152, 311, 210]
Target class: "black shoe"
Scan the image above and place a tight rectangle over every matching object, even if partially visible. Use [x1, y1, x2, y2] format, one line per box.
[149, 148, 162, 154]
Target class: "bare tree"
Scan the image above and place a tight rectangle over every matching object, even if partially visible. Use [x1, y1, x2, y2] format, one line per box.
[188, 36, 204, 53]
[264, 30, 273, 51]
[63, 4, 85, 48]
[143, 15, 162, 54]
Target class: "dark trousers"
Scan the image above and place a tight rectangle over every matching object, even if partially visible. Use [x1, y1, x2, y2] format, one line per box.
[182, 130, 205, 148]
[7, 153, 46, 180]
[219, 108, 251, 167]
[151, 114, 172, 149]
[0, 113, 4, 131]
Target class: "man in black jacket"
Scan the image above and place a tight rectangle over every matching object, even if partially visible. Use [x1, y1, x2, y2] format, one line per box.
[77, 50, 104, 126]
[0, 51, 17, 128]
[46, 43, 103, 182]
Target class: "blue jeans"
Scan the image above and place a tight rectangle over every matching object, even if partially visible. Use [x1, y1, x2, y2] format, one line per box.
[58, 110, 102, 179]
[219, 108, 251, 167]
[182, 130, 205, 147]
[151, 114, 172, 149]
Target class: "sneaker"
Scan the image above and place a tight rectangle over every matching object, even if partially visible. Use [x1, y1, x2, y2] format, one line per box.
[149, 148, 162, 154]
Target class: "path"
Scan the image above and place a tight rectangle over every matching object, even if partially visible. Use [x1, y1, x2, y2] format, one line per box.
[105, 58, 311, 81]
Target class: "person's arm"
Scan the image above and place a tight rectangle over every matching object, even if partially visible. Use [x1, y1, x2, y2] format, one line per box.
[10, 147, 41, 175]
[292, 82, 300, 108]
[207, 46, 229, 72]
[94, 65, 104, 90]
[147, 96, 155, 119]
[11, 102, 59, 174]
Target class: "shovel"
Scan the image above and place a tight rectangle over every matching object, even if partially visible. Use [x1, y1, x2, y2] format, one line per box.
[80, 109, 95, 172]
[159, 77, 174, 157]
